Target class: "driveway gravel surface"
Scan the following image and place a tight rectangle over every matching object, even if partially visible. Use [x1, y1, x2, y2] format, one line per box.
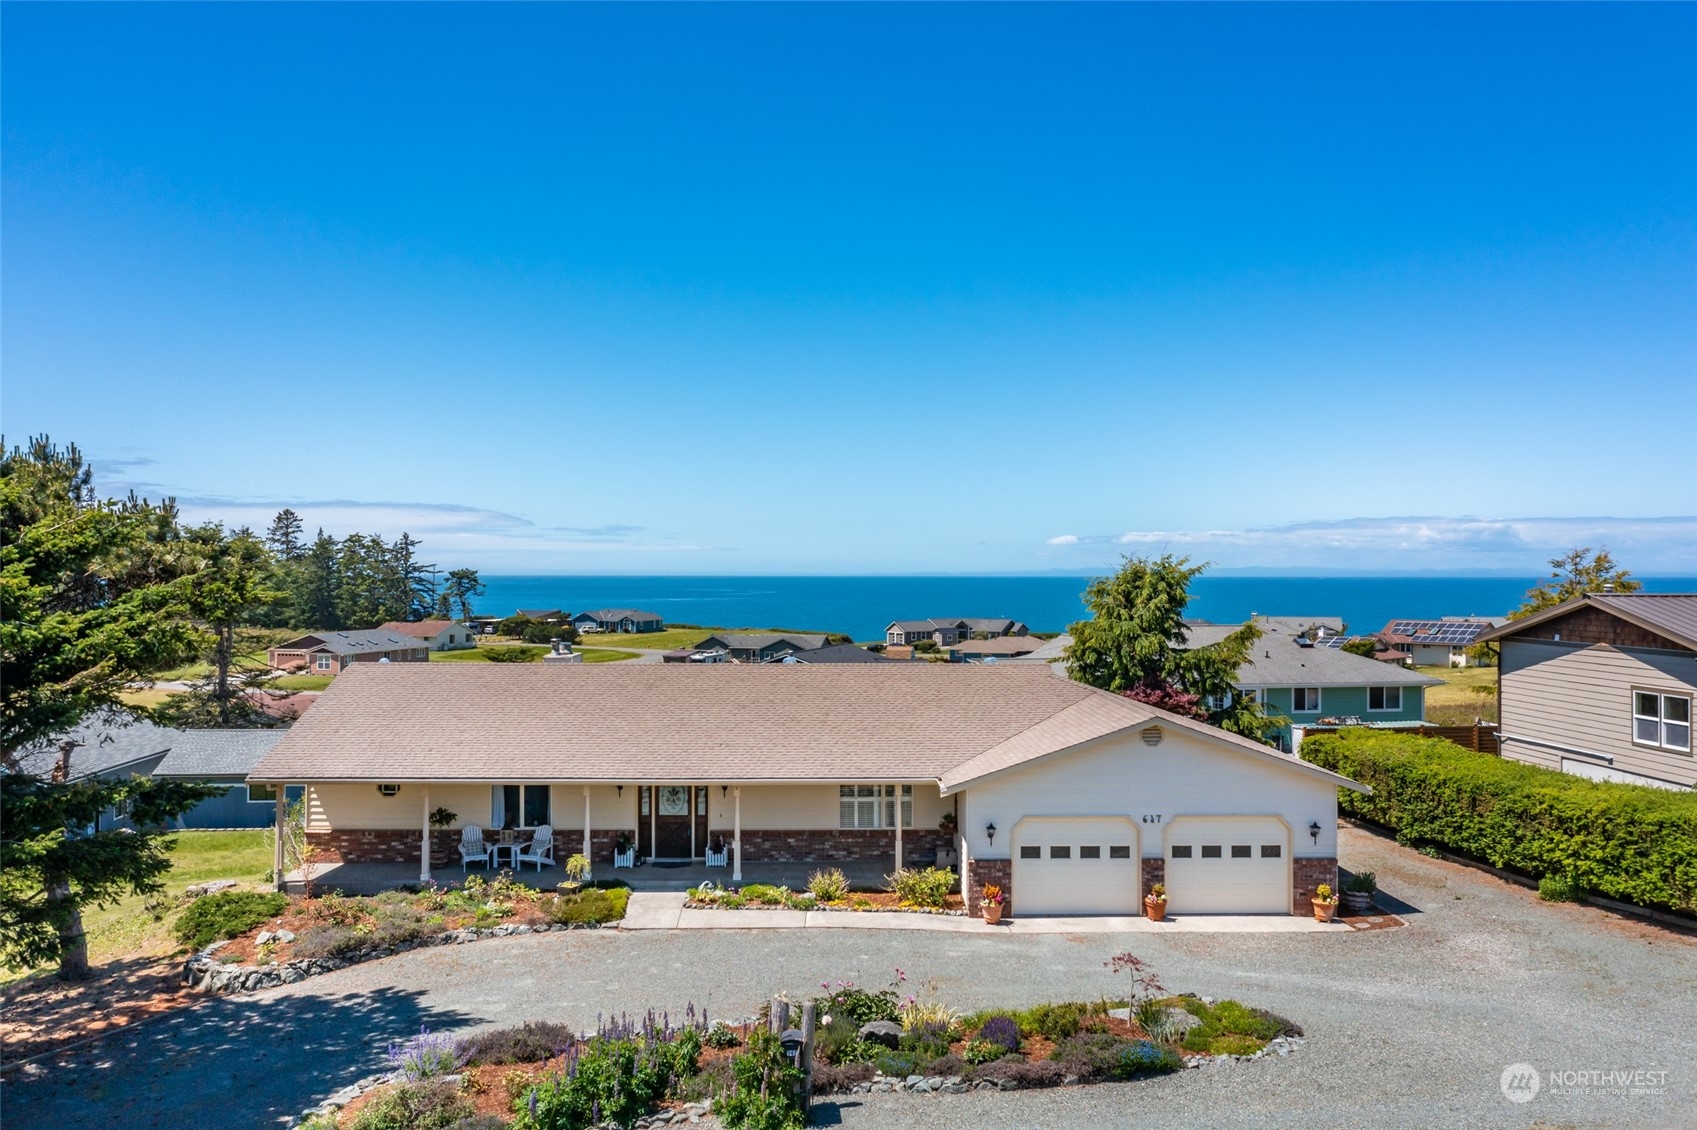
[6, 826, 1693, 1129]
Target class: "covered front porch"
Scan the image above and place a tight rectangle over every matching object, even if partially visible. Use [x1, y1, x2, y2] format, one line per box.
[283, 857, 895, 897]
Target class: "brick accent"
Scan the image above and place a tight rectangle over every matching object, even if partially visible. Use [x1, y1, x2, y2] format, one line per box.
[1293, 857, 1338, 915]
[306, 828, 639, 867]
[734, 827, 951, 864]
[553, 829, 634, 866]
[1141, 857, 1165, 909]
[965, 857, 1012, 916]
[1517, 605, 1691, 653]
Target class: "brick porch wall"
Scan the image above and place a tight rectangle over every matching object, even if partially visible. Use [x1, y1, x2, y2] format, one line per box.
[552, 829, 634, 866]
[1294, 856, 1338, 915]
[965, 857, 1012, 916]
[735, 827, 951, 864]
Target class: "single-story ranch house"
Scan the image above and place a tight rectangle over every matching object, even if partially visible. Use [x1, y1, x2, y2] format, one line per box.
[694, 632, 829, 663]
[573, 608, 665, 634]
[377, 620, 478, 651]
[250, 664, 1362, 917]
[267, 629, 431, 674]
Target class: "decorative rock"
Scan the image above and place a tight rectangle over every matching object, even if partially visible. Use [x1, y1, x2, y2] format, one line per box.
[859, 1020, 904, 1048]
[1162, 1007, 1204, 1035]
[186, 879, 240, 898]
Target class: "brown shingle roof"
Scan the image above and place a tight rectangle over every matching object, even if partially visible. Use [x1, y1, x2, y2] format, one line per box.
[250, 663, 1362, 794]
[379, 620, 462, 638]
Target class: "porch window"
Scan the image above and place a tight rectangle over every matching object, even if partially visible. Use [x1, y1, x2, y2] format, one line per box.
[493, 784, 551, 829]
[839, 784, 913, 829]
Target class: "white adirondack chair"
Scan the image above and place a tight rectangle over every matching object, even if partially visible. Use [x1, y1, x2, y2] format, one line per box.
[458, 825, 492, 871]
[516, 824, 556, 871]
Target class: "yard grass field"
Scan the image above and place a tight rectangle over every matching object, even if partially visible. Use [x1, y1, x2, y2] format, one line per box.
[271, 673, 333, 691]
[1418, 664, 1499, 724]
[575, 625, 843, 651]
[430, 644, 641, 663]
[1, 830, 275, 986]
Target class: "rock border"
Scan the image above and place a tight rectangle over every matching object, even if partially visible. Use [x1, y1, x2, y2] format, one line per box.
[683, 897, 967, 917]
[184, 920, 610, 995]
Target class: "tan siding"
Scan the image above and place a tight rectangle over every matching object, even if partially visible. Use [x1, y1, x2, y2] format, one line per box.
[1500, 640, 1697, 787]
[306, 783, 494, 832]
[701, 783, 946, 832]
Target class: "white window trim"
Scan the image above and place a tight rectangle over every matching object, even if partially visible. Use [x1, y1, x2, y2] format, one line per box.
[314, 654, 334, 671]
[493, 784, 552, 829]
[838, 783, 913, 829]
[1633, 690, 1692, 753]
[1367, 686, 1403, 712]
[1291, 687, 1322, 713]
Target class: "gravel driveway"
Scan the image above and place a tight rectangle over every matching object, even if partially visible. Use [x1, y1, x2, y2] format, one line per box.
[7, 826, 1693, 1129]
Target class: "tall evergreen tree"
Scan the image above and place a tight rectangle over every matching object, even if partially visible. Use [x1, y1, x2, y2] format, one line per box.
[293, 530, 341, 629]
[155, 526, 285, 729]
[441, 568, 485, 622]
[1066, 554, 1271, 740]
[265, 508, 306, 562]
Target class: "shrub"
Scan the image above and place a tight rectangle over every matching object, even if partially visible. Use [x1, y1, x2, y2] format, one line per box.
[1015, 1001, 1089, 1041]
[717, 1028, 805, 1130]
[704, 1023, 743, 1050]
[462, 1021, 576, 1066]
[1343, 871, 1377, 894]
[925, 1053, 966, 1077]
[1208, 1033, 1264, 1056]
[290, 924, 364, 959]
[172, 891, 288, 950]
[886, 866, 956, 908]
[1177, 998, 1280, 1052]
[810, 1061, 875, 1093]
[814, 983, 899, 1025]
[1051, 1033, 1182, 1081]
[1248, 1008, 1304, 1039]
[962, 1039, 1010, 1066]
[900, 998, 956, 1035]
[740, 884, 788, 905]
[388, 1027, 464, 1081]
[513, 1033, 679, 1130]
[896, 1023, 953, 1063]
[673, 1057, 734, 1104]
[873, 1048, 933, 1077]
[969, 1058, 1068, 1087]
[1539, 874, 1585, 902]
[978, 1015, 1021, 1054]
[807, 868, 850, 902]
[350, 1082, 474, 1130]
[485, 645, 547, 663]
[548, 887, 629, 925]
[1300, 730, 1697, 914]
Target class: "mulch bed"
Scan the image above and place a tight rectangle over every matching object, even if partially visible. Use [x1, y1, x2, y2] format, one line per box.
[0, 959, 191, 1063]
[686, 892, 967, 914]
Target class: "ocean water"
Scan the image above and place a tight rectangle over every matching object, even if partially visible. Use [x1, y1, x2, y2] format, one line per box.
[474, 574, 1697, 641]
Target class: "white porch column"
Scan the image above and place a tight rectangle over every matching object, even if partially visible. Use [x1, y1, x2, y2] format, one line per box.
[732, 786, 743, 881]
[582, 786, 592, 867]
[420, 785, 432, 884]
[894, 789, 903, 871]
[273, 789, 287, 892]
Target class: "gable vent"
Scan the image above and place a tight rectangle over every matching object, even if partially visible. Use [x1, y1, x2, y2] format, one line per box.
[1141, 725, 1164, 746]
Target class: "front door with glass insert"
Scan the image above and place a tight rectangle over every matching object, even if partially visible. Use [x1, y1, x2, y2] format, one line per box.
[655, 785, 693, 858]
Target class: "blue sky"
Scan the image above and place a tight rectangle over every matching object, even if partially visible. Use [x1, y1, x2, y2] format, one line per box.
[5, 4, 1694, 574]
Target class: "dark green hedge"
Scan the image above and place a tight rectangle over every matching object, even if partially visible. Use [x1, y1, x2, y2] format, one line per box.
[1302, 730, 1697, 915]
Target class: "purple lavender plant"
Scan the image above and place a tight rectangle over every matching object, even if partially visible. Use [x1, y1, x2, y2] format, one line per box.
[386, 1025, 465, 1081]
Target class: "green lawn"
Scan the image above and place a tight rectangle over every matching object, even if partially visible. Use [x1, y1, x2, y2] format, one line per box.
[580, 648, 640, 663]
[2, 829, 275, 984]
[1418, 665, 1499, 724]
[272, 673, 334, 691]
[575, 626, 842, 652]
[431, 644, 640, 663]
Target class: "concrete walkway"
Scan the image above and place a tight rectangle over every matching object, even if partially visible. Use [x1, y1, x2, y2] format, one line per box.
[620, 892, 1340, 933]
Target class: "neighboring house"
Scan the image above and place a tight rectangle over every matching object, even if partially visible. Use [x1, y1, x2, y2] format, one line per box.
[886, 618, 1030, 647]
[154, 729, 298, 828]
[267, 630, 431, 674]
[9, 718, 296, 830]
[1478, 593, 1696, 791]
[948, 637, 1045, 662]
[777, 643, 890, 664]
[694, 632, 829, 663]
[1318, 636, 1414, 666]
[1004, 633, 1072, 671]
[1186, 619, 1441, 751]
[517, 609, 566, 623]
[1376, 618, 1499, 668]
[377, 620, 478, 651]
[251, 663, 1363, 917]
[572, 609, 664, 634]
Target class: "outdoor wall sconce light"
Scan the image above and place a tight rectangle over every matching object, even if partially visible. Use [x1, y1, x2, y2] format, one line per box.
[985, 822, 997, 845]
[1308, 821, 1321, 844]
[722, 785, 729, 797]
[616, 785, 623, 797]
[377, 784, 400, 797]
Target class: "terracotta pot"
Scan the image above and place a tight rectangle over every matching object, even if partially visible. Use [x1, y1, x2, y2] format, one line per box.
[982, 903, 1004, 925]
[1313, 899, 1338, 923]
[1144, 896, 1167, 922]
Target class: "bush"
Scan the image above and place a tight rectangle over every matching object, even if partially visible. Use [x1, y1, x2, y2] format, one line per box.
[513, 1034, 678, 1130]
[1015, 1001, 1090, 1041]
[740, 884, 788, 905]
[486, 645, 547, 663]
[886, 866, 956, 908]
[1207, 1033, 1264, 1056]
[717, 1029, 805, 1130]
[548, 887, 629, 925]
[925, 1053, 966, 1077]
[1343, 870, 1377, 894]
[969, 1058, 1068, 1087]
[807, 868, 850, 902]
[388, 1027, 464, 1081]
[704, 1022, 743, 1050]
[673, 1057, 734, 1104]
[1248, 1008, 1304, 1039]
[1300, 730, 1697, 914]
[290, 923, 365, 959]
[814, 984, 899, 1026]
[978, 1015, 1021, 1054]
[1051, 1033, 1182, 1081]
[1539, 874, 1585, 902]
[810, 1061, 875, 1093]
[962, 1039, 1010, 1066]
[462, 1021, 576, 1065]
[173, 890, 288, 950]
[350, 1082, 474, 1130]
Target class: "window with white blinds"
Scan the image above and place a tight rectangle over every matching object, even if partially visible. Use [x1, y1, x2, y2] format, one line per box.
[839, 784, 913, 829]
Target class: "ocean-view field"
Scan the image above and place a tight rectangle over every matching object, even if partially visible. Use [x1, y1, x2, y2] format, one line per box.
[476, 573, 1697, 640]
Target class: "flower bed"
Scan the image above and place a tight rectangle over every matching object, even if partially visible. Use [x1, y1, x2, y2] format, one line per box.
[293, 954, 1303, 1129]
[685, 867, 967, 915]
[181, 875, 629, 995]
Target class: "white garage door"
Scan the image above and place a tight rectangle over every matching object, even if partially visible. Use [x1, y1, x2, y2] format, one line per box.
[1165, 817, 1290, 915]
[1011, 817, 1140, 916]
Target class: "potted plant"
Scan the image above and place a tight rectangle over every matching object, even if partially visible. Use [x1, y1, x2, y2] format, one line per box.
[1342, 872, 1376, 914]
[980, 883, 1006, 925]
[562, 852, 592, 891]
[1312, 883, 1340, 923]
[939, 811, 958, 835]
[1144, 882, 1168, 922]
[428, 806, 457, 868]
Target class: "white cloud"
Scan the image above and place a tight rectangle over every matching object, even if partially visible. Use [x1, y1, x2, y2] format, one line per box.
[1043, 516, 1697, 572]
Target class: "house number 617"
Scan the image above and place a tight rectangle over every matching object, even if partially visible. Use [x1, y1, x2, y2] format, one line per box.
[1142, 814, 1163, 824]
